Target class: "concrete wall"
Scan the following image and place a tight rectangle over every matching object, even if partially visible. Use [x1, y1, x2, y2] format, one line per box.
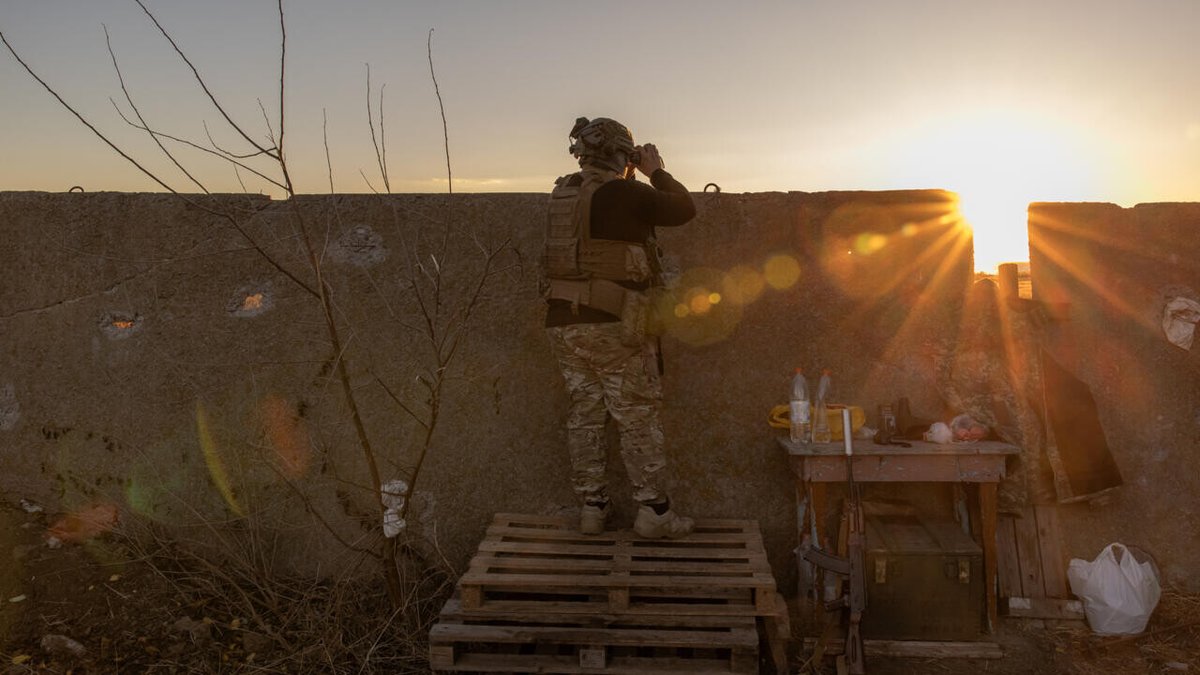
[1029, 202, 1200, 589]
[0, 188, 972, 585]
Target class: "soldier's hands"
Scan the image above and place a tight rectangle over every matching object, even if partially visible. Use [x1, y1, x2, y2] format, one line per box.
[634, 143, 664, 177]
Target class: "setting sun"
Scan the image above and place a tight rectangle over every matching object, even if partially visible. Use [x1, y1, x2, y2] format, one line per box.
[891, 109, 1103, 274]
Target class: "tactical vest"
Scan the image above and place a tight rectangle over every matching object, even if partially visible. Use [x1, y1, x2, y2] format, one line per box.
[541, 171, 658, 317]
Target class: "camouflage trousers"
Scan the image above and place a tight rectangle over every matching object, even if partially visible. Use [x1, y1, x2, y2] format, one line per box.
[546, 322, 667, 505]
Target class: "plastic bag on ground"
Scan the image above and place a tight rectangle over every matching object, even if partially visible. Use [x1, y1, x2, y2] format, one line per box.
[1067, 543, 1161, 635]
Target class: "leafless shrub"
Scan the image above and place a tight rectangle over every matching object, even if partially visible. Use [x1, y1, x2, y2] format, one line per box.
[2, 0, 502, 643]
[116, 516, 455, 673]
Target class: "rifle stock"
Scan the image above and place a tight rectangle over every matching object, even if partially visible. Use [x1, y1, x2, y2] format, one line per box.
[801, 452, 868, 674]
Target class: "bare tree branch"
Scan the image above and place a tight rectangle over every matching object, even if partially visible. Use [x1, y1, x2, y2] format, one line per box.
[427, 29, 451, 196]
[204, 119, 272, 160]
[258, 98, 277, 148]
[233, 165, 249, 193]
[104, 25, 209, 193]
[359, 169, 381, 194]
[373, 374, 430, 430]
[1, 29, 176, 193]
[274, 0, 295, 196]
[132, 0, 276, 160]
[111, 107, 288, 191]
[323, 109, 335, 194]
[365, 64, 391, 193]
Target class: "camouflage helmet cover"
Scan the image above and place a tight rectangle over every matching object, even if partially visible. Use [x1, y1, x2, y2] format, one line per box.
[568, 117, 635, 171]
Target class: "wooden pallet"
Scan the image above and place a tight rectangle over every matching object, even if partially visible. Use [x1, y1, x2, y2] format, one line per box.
[430, 513, 783, 673]
[456, 513, 777, 616]
[432, 599, 759, 674]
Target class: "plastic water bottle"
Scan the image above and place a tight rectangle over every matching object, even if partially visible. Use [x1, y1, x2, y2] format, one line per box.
[812, 369, 832, 443]
[789, 368, 810, 445]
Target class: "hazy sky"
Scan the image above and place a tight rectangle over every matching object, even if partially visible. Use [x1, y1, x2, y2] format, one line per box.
[3, 1, 1199, 271]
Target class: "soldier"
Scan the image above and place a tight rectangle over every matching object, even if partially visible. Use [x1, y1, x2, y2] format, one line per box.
[542, 117, 696, 538]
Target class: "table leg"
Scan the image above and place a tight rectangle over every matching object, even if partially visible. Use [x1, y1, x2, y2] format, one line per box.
[980, 482, 998, 632]
[810, 482, 829, 550]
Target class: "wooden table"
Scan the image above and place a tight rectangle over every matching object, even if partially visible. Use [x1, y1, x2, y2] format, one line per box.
[778, 437, 1020, 631]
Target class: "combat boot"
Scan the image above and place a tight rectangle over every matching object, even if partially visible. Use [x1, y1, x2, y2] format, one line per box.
[579, 502, 608, 535]
[633, 503, 694, 539]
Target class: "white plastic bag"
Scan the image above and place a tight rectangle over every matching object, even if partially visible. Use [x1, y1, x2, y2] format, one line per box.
[1067, 543, 1161, 635]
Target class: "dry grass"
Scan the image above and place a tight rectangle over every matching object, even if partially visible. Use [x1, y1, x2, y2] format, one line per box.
[65, 519, 457, 674]
[1049, 587, 1200, 674]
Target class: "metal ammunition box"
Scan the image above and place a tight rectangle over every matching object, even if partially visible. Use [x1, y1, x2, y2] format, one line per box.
[861, 515, 984, 640]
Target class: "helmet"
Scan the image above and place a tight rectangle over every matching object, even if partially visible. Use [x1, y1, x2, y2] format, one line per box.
[568, 117, 634, 172]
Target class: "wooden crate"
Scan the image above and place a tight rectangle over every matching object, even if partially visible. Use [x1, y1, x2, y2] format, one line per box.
[431, 599, 759, 674]
[456, 513, 777, 616]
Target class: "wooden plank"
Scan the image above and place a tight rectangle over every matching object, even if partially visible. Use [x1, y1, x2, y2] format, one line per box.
[429, 614, 758, 672]
[492, 513, 762, 533]
[801, 455, 1007, 483]
[448, 652, 741, 674]
[444, 598, 771, 619]
[609, 540, 631, 611]
[476, 540, 766, 561]
[979, 482, 999, 633]
[761, 592, 791, 675]
[431, 620, 758, 650]
[1006, 597, 1085, 620]
[470, 556, 763, 576]
[429, 644, 454, 669]
[440, 598, 765, 626]
[779, 438, 1021, 457]
[1034, 505, 1068, 598]
[487, 525, 764, 545]
[459, 585, 482, 610]
[1012, 507, 1045, 599]
[995, 515, 1022, 599]
[459, 571, 776, 590]
[804, 638, 1004, 659]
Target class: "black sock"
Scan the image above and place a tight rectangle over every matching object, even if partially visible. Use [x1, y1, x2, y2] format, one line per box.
[647, 499, 670, 516]
[585, 496, 609, 509]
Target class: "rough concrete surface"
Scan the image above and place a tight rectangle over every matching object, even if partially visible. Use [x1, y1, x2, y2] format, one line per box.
[1, 189, 1194, 594]
[1030, 202, 1200, 590]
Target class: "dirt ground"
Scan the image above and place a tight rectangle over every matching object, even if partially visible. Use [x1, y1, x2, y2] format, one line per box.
[2, 502, 1197, 674]
[784, 607, 1199, 675]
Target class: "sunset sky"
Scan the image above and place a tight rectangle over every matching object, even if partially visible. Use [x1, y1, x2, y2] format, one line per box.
[2, 0, 1199, 272]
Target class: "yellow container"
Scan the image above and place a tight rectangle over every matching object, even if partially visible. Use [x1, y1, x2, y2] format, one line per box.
[770, 403, 868, 441]
[821, 404, 866, 441]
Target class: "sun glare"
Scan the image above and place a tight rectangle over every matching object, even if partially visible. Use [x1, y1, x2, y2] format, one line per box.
[892, 109, 1100, 274]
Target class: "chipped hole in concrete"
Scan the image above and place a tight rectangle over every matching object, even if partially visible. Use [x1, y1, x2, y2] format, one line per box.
[328, 224, 388, 268]
[228, 284, 274, 317]
[99, 312, 143, 340]
[243, 294, 264, 310]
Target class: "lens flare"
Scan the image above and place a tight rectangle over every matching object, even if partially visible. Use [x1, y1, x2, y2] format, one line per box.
[821, 201, 965, 300]
[260, 395, 311, 479]
[721, 266, 766, 306]
[763, 254, 801, 290]
[46, 502, 118, 544]
[854, 232, 889, 255]
[657, 267, 743, 346]
[196, 402, 244, 517]
[687, 288, 714, 315]
[125, 462, 187, 523]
